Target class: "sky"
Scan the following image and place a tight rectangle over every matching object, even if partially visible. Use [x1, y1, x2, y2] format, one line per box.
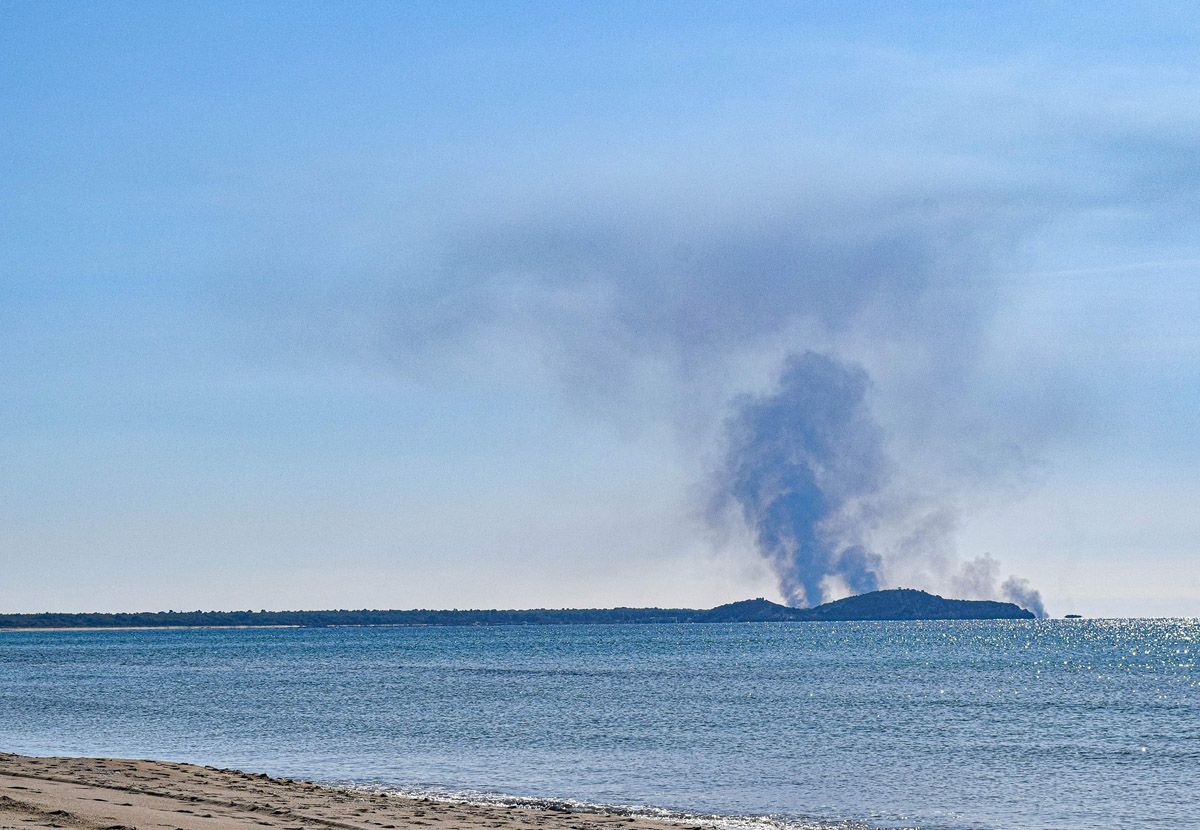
[2, 2, 1198, 617]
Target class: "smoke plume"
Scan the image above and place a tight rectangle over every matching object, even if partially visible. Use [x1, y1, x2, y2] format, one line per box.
[718, 352, 888, 607]
[1001, 577, 1046, 618]
[719, 350, 1047, 615]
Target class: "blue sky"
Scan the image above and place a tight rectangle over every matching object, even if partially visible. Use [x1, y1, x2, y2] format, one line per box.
[2, 2, 1198, 616]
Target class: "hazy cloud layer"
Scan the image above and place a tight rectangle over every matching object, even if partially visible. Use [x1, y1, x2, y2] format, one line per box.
[367, 49, 1199, 611]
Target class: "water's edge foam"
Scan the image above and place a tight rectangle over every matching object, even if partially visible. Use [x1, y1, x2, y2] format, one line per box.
[335, 780, 905, 830]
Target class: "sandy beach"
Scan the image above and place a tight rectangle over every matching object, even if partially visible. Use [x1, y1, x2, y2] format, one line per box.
[0, 755, 687, 830]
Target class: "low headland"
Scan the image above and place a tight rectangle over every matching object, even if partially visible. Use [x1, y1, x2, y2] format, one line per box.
[0, 753, 685, 830]
[0, 588, 1034, 630]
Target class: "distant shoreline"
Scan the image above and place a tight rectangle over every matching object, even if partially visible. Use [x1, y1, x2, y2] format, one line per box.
[0, 588, 1037, 629]
[0, 625, 305, 632]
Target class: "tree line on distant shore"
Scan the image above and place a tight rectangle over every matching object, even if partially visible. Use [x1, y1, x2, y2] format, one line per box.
[0, 607, 703, 629]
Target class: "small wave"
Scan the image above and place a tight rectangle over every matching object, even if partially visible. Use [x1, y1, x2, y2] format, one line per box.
[340, 782, 905, 830]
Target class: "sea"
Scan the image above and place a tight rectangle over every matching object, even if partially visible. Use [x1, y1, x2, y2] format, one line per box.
[0, 620, 1196, 830]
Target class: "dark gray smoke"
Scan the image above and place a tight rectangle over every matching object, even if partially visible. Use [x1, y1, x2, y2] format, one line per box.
[1000, 576, 1047, 618]
[718, 351, 888, 607]
[948, 554, 1047, 617]
[720, 351, 1048, 614]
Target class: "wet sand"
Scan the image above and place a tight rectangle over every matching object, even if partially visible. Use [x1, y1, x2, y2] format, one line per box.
[0, 754, 688, 830]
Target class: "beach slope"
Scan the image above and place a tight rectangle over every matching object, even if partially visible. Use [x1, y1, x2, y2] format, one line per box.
[0, 754, 681, 830]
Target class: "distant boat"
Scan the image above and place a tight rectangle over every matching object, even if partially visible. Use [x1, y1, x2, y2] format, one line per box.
[1065, 614, 1083, 619]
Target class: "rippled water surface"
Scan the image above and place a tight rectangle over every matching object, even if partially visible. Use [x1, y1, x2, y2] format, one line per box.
[1, 621, 1196, 829]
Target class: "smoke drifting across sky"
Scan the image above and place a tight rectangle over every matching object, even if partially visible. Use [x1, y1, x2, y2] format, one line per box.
[371, 36, 1200, 613]
[396, 166, 1053, 610]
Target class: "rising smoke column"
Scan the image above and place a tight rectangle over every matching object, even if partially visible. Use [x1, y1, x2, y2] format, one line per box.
[1000, 577, 1046, 618]
[719, 351, 1049, 616]
[718, 351, 888, 607]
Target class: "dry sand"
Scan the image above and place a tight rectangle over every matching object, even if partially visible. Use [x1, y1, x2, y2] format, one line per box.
[0, 754, 693, 830]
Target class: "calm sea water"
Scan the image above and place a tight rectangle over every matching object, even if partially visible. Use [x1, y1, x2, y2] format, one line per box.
[0, 621, 1196, 830]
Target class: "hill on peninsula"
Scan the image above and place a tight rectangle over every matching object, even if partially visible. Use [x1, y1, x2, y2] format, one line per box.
[0, 589, 1035, 629]
[709, 589, 1036, 621]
